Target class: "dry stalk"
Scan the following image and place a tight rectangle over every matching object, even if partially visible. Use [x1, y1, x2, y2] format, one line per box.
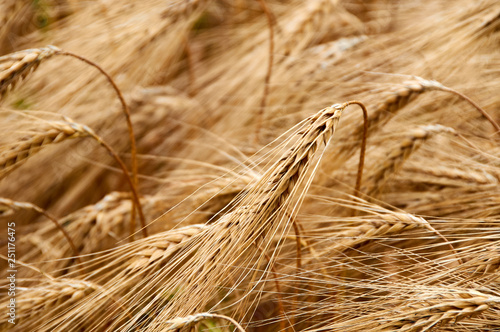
[344, 101, 368, 197]
[254, 240, 287, 331]
[254, 0, 275, 144]
[411, 76, 500, 134]
[164, 312, 246, 332]
[0, 198, 81, 264]
[55, 49, 141, 239]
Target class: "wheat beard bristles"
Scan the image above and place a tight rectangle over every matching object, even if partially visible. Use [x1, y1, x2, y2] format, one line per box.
[260, 104, 344, 206]
[15, 103, 347, 331]
[126, 103, 347, 330]
[0, 45, 60, 98]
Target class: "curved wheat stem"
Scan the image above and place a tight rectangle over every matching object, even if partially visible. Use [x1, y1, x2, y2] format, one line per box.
[411, 76, 500, 134]
[344, 101, 368, 197]
[336, 81, 430, 171]
[255, 0, 275, 144]
[0, 198, 81, 265]
[55, 50, 142, 239]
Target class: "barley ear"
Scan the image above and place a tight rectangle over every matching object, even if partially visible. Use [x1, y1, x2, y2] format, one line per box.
[0, 45, 60, 99]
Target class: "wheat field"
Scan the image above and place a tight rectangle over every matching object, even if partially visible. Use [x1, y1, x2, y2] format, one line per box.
[1, 0, 500, 331]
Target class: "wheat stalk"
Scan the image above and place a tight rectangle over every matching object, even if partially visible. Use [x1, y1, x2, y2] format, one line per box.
[0, 198, 80, 264]
[17, 192, 169, 277]
[334, 80, 432, 170]
[254, 0, 275, 144]
[79, 103, 350, 330]
[404, 164, 498, 185]
[19, 224, 209, 330]
[147, 102, 354, 323]
[410, 76, 500, 134]
[310, 211, 457, 260]
[342, 76, 499, 168]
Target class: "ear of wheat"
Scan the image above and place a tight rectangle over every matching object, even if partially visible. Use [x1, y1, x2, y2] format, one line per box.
[0, 46, 60, 99]
[365, 124, 456, 196]
[378, 290, 500, 331]
[0, 120, 90, 179]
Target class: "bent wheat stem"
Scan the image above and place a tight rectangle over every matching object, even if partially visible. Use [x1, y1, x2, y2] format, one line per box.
[412, 76, 500, 134]
[255, 0, 275, 144]
[55, 50, 141, 239]
[0, 198, 81, 265]
[344, 100, 368, 197]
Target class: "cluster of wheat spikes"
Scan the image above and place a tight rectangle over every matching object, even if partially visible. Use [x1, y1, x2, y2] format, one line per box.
[1, 1, 499, 331]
